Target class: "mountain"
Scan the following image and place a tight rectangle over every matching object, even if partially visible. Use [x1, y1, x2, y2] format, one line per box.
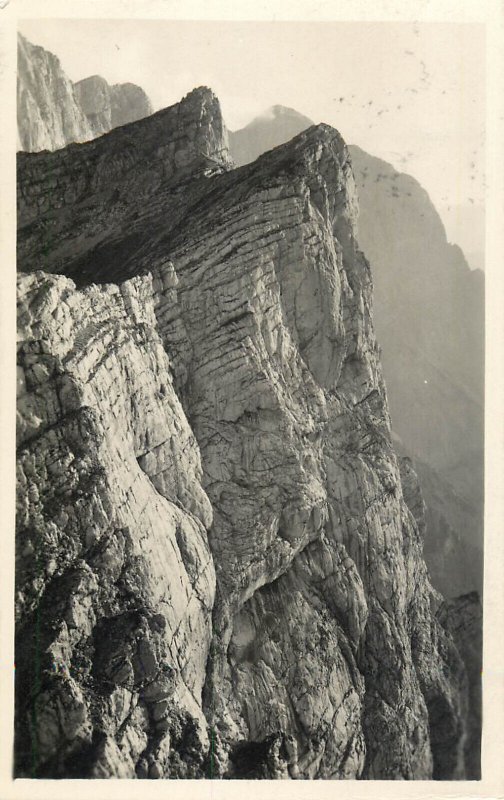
[74, 75, 153, 137]
[17, 33, 93, 151]
[349, 146, 484, 499]
[229, 106, 315, 167]
[16, 87, 474, 779]
[228, 109, 484, 598]
[17, 34, 152, 152]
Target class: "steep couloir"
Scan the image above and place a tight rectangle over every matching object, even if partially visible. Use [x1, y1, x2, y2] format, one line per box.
[17, 87, 469, 779]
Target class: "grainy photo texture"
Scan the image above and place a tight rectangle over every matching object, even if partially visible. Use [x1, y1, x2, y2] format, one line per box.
[15, 19, 484, 780]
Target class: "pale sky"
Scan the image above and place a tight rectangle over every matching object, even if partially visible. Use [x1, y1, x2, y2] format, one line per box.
[18, 19, 486, 268]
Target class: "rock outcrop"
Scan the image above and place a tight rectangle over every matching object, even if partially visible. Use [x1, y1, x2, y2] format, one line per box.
[16, 87, 473, 779]
[17, 33, 93, 152]
[17, 35, 152, 152]
[16, 271, 215, 778]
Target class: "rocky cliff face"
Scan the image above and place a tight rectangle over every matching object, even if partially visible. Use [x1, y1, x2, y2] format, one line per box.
[228, 110, 484, 599]
[17, 33, 93, 152]
[17, 35, 152, 152]
[17, 87, 473, 779]
[16, 271, 215, 778]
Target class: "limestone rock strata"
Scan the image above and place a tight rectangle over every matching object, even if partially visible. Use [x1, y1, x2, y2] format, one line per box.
[17, 90, 469, 778]
[17, 86, 231, 284]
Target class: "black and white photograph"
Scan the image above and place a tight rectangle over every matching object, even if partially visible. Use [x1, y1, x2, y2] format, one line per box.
[1, 0, 503, 796]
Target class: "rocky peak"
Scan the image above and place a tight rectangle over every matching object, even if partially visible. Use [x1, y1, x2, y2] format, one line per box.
[17, 86, 233, 284]
[17, 33, 93, 152]
[17, 34, 155, 153]
[74, 74, 153, 136]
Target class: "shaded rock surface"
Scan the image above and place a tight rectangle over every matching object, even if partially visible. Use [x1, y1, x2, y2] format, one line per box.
[17, 34, 152, 152]
[17, 87, 474, 779]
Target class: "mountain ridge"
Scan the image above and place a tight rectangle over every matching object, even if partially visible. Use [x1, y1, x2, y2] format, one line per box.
[16, 86, 475, 779]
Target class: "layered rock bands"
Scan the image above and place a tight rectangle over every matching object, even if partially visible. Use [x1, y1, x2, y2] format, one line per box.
[16, 87, 472, 779]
